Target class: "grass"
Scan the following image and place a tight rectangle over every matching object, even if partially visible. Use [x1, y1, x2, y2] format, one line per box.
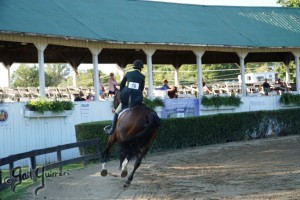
[0, 163, 85, 200]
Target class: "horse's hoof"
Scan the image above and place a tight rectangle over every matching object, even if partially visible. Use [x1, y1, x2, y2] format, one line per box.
[121, 170, 128, 178]
[123, 181, 131, 188]
[101, 169, 108, 177]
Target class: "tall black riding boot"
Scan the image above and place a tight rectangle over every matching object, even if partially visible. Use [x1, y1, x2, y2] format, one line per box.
[105, 113, 118, 135]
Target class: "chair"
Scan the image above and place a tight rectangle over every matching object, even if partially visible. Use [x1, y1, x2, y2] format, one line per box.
[57, 87, 70, 99]
[4, 88, 19, 101]
[47, 87, 59, 99]
[27, 87, 40, 99]
[17, 87, 30, 98]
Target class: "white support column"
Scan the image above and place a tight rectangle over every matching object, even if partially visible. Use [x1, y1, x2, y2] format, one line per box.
[285, 64, 290, 83]
[293, 51, 300, 94]
[174, 68, 179, 86]
[117, 65, 125, 81]
[34, 43, 47, 98]
[7, 66, 11, 88]
[143, 48, 156, 99]
[72, 69, 77, 88]
[193, 50, 204, 100]
[237, 50, 248, 96]
[89, 48, 102, 101]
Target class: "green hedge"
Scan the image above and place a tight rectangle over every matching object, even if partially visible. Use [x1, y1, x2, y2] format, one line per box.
[75, 120, 121, 159]
[75, 108, 300, 159]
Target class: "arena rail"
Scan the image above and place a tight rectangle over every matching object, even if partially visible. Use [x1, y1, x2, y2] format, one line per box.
[0, 138, 101, 192]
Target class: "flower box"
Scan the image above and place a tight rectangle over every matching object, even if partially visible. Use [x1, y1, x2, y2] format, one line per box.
[24, 110, 73, 118]
[280, 103, 300, 108]
[201, 106, 237, 111]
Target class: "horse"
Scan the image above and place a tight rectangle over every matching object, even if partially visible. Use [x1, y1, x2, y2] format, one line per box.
[101, 91, 161, 187]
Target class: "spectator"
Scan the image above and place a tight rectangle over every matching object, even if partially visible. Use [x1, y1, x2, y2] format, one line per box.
[99, 81, 105, 100]
[168, 86, 178, 98]
[86, 94, 92, 101]
[161, 80, 178, 98]
[108, 73, 118, 97]
[202, 80, 212, 94]
[274, 78, 287, 94]
[74, 91, 86, 101]
[162, 80, 171, 90]
[262, 79, 271, 96]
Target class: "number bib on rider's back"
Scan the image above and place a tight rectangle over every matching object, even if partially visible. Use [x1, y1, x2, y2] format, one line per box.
[128, 82, 139, 90]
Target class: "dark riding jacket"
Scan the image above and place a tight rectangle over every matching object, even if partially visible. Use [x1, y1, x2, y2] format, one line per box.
[120, 69, 145, 108]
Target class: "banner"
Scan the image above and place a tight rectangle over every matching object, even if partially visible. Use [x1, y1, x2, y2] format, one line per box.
[161, 98, 199, 118]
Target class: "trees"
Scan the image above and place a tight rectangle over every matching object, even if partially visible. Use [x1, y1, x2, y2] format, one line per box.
[45, 64, 70, 86]
[277, 0, 300, 7]
[275, 63, 296, 82]
[12, 64, 70, 87]
[12, 64, 40, 87]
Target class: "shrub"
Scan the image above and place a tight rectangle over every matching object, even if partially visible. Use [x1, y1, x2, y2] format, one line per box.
[201, 95, 243, 108]
[25, 98, 75, 113]
[143, 97, 165, 109]
[75, 108, 300, 156]
[279, 93, 300, 105]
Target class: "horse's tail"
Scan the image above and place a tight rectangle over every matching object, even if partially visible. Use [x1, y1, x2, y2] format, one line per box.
[123, 109, 161, 144]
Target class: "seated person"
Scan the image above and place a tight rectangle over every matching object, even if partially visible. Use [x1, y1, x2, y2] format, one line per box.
[262, 79, 271, 96]
[202, 80, 212, 94]
[86, 94, 92, 101]
[162, 79, 170, 90]
[74, 91, 86, 101]
[167, 86, 178, 98]
[274, 78, 287, 93]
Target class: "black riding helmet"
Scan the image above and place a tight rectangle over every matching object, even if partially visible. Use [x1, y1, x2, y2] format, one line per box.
[133, 60, 144, 69]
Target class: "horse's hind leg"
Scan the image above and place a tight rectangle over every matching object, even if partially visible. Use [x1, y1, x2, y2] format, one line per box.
[120, 153, 134, 178]
[123, 146, 150, 187]
[123, 155, 142, 187]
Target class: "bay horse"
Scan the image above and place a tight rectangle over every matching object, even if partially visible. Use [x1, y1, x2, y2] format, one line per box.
[101, 91, 161, 187]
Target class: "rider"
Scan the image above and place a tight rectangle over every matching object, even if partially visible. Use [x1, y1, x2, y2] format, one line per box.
[104, 59, 145, 135]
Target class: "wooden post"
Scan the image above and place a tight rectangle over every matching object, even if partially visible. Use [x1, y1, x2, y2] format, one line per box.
[30, 156, 37, 181]
[57, 150, 62, 172]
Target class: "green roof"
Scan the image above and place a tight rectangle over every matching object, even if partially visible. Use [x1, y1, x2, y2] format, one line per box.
[1, 0, 300, 48]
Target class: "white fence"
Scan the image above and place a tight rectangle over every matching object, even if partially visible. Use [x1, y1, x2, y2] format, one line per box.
[200, 95, 284, 115]
[0, 95, 295, 168]
[0, 101, 113, 168]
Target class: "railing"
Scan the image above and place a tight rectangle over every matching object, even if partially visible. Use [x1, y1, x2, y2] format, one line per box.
[0, 139, 101, 192]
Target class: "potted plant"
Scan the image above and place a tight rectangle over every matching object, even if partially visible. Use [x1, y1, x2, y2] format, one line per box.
[24, 98, 75, 118]
[279, 93, 300, 106]
[143, 97, 165, 117]
[201, 95, 242, 110]
[143, 97, 165, 109]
